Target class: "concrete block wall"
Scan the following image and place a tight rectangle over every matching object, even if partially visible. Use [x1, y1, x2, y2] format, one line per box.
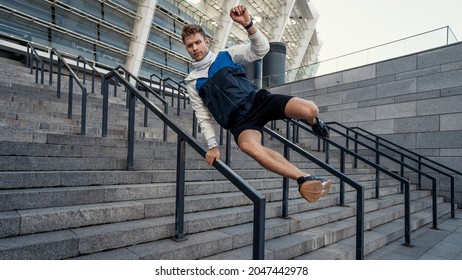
[270, 42, 462, 207]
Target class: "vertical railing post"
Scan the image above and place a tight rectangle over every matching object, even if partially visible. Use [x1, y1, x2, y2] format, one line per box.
[192, 111, 197, 138]
[35, 57, 39, 84]
[26, 45, 31, 71]
[102, 77, 109, 137]
[57, 61, 62, 99]
[40, 61, 44, 85]
[446, 26, 449, 45]
[403, 180, 412, 246]
[253, 198, 265, 260]
[219, 127, 224, 145]
[356, 187, 365, 260]
[354, 133, 358, 168]
[340, 150, 345, 206]
[183, 87, 187, 109]
[125, 72, 130, 109]
[325, 140, 330, 165]
[163, 104, 168, 141]
[67, 75, 73, 119]
[175, 134, 186, 241]
[91, 69, 96, 93]
[82, 62, 87, 85]
[270, 120, 275, 140]
[127, 89, 136, 170]
[400, 154, 405, 192]
[144, 88, 149, 127]
[418, 155, 422, 189]
[375, 140, 380, 198]
[81, 87, 87, 135]
[282, 120, 291, 218]
[113, 76, 118, 97]
[177, 84, 181, 116]
[432, 178, 438, 229]
[225, 130, 231, 167]
[346, 130, 350, 149]
[450, 176, 455, 218]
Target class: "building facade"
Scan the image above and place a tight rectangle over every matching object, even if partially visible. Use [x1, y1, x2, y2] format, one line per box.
[0, 0, 322, 83]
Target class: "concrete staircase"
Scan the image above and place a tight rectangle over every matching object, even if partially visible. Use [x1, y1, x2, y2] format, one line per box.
[0, 58, 454, 260]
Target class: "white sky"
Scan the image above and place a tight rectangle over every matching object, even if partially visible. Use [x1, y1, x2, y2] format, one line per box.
[312, 0, 462, 61]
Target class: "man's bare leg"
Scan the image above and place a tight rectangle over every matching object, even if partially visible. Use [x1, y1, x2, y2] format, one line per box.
[237, 129, 307, 180]
[238, 129, 330, 203]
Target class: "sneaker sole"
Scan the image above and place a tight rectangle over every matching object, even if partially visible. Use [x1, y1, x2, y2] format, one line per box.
[299, 180, 331, 203]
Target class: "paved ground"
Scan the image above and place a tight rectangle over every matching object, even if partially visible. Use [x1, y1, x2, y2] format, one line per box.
[365, 209, 462, 260]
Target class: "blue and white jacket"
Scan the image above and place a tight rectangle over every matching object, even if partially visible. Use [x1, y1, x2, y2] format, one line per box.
[184, 28, 270, 148]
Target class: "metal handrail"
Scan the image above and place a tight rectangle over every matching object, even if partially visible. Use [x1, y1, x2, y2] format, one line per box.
[162, 77, 189, 116]
[324, 122, 442, 228]
[353, 125, 462, 176]
[287, 120, 414, 246]
[149, 74, 189, 116]
[102, 67, 266, 259]
[329, 122, 457, 219]
[149, 73, 163, 89]
[26, 42, 44, 84]
[262, 127, 365, 260]
[48, 48, 88, 135]
[109, 65, 169, 141]
[76, 55, 104, 94]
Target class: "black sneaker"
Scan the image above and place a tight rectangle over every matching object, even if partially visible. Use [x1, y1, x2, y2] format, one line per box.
[297, 175, 331, 203]
[301, 117, 329, 138]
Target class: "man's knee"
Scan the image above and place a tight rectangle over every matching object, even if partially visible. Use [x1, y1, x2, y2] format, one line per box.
[302, 99, 319, 117]
[239, 139, 262, 158]
[286, 97, 319, 119]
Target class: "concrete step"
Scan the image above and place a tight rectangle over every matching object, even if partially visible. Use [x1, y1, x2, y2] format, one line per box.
[0, 170, 405, 210]
[67, 192, 447, 260]
[0, 188, 431, 259]
[294, 202, 454, 260]
[201, 197, 451, 260]
[0, 179, 412, 238]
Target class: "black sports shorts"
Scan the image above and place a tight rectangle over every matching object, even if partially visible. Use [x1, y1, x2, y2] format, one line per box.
[230, 89, 293, 145]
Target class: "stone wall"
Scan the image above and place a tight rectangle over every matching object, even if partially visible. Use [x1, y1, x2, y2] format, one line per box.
[270, 41, 462, 207]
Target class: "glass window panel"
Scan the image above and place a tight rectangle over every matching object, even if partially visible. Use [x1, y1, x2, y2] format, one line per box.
[140, 63, 162, 80]
[171, 40, 188, 57]
[149, 31, 170, 49]
[51, 30, 80, 54]
[73, 41, 95, 61]
[95, 46, 125, 68]
[59, 0, 101, 18]
[144, 46, 166, 64]
[163, 70, 185, 82]
[104, 5, 134, 31]
[55, 7, 98, 40]
[99, 26, 130, 51]
[0, 11, 48, 46]
[5, 0, 51, 22]
[153, 13, 174, 31]
[111, 0, 138, 12]
[167, 56, 188, 73]
[157, 0, 178, 15]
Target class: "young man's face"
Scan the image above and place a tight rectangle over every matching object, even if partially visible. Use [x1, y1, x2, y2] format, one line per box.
[184, 32, 210, 62]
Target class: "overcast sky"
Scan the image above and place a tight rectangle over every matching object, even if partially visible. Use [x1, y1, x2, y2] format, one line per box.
[312, 0, 462, 61]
